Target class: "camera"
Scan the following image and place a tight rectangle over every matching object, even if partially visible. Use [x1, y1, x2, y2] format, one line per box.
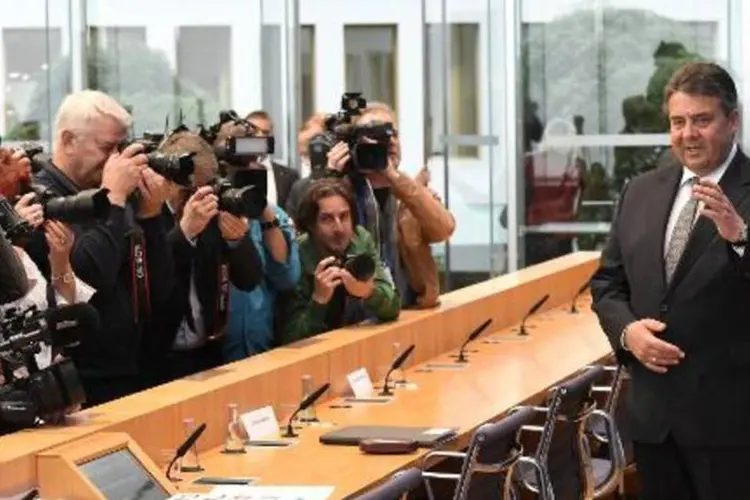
[0, 303, 96, 433]
[0, 196, 33, 243]
[338, 253, 376, 282]
[211, 168, 268, 219]
[26, 185, 111, 225]
[18, 142, 50, 174]
[119, 132, 195, 187]
[307, 92, 393, 173]
[214, 135, 275, 166]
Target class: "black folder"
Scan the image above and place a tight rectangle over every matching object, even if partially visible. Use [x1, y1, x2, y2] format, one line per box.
[319, 425, 457, 447]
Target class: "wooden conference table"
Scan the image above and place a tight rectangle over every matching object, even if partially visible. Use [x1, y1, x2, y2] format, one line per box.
[0, 251, 610, 499]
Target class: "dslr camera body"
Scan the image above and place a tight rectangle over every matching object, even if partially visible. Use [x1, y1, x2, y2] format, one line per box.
[210, 172, 267, 220]
[119, 131, 195, 187]
[336, 252, 376, 282]
[307, 92, 394, 176]
[0, 304, 92, 434]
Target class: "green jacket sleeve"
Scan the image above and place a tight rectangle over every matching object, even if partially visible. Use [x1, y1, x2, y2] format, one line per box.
[282, 273, 330, 344]
[360, 230, 401, 322]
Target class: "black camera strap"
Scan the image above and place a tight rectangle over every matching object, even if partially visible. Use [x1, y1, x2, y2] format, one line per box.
[129, 228, 152, 328]
[210, 258, 231, 340]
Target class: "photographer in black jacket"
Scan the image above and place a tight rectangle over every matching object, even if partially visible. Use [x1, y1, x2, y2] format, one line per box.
[142, 127, 263, 385]
[25, 90, 175, 407]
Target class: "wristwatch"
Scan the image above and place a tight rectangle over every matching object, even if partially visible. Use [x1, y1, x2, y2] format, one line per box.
[260, 218, 280, 231]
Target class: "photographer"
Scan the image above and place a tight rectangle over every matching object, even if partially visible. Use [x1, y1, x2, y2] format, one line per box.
[301, 101, 455, 308]
[24, 90, 174, 406]
[144, 128, 264, 383]
[283, 179, 399, 342]
[210, 116, 300, 361]
[245, 110, 300, 212]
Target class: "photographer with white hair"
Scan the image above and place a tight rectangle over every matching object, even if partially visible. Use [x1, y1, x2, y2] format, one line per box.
[24, 90, 175, 406]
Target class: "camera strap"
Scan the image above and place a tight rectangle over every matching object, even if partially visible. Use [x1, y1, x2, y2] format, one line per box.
[129, 229, 152, 327]
[211, 259, 231, 339]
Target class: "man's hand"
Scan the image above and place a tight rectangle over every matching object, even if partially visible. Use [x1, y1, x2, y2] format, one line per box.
[326, 141, 350, 172]
[137, 168, 170, 218]
[14, 192, 44, 228]
[312, 256, 342, 305]
[693, 179, 745, 242]
[218, 212, 249, 241]
[9, 149, 31, 179]
[101, 143, 148, 207]
[340, 269, 375, 299]
[180, 186, 218, 240]
[624, 319, 684, 373]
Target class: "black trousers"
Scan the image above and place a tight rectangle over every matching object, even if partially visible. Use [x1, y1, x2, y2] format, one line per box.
[81, 375, 141, 408]
[634, 435, 750, 500]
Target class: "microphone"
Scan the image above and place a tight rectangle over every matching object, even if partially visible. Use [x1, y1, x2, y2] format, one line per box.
[455, 319, 493, 363]
[166, 422, 206, 481]
[570, 278, 592, 314]
[517, 294, 550, 336]
[379, 344, 415, 396]
[283, 382, 330, 438]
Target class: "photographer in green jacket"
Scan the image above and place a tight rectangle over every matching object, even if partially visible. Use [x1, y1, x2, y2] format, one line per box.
[283, 179, 400, 343]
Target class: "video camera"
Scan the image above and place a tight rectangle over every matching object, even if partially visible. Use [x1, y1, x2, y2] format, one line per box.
[0, 303, 96, 433]
[210, 110, 275, 166]
[119, 132, 195, 187]
[210, 168, 268, 219]
[307, 92, 394, 174]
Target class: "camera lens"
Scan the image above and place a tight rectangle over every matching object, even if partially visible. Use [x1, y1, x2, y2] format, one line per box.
[344, 253, 376, 282]
[147, 152, 195, 186]
[44, 189, 111, 224]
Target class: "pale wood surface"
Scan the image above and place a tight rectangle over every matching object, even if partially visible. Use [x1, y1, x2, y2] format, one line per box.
[0, 252, 602, 496]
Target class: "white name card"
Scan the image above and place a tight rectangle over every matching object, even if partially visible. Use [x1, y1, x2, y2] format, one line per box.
[346, 367, 374, 399]
[240, 406, 280, 440]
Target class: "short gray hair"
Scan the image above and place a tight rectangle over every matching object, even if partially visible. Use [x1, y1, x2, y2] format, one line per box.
[54, 89, 132, 137]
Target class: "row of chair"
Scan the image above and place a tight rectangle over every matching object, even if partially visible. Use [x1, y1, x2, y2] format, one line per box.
[353, 360, 634, 500]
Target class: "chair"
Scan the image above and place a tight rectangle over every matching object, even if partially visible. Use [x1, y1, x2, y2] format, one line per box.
[586, 364, 631, 498]
[421, 406, 537, 500]
[353, 467, 424, 500]
[514, 364, 607, 500]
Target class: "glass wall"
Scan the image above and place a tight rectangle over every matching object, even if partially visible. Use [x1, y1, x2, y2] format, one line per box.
[0, 0, 744, 288]
[517, 0, 735, 267]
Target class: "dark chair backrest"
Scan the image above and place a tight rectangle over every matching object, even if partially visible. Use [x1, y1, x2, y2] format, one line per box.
[538, 365, 604, 500]
[354, 467, 424, 500]
[457, 406, 537, 500]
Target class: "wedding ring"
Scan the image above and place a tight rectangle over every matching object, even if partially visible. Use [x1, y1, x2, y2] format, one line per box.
[651, 357, 657, 363]
[59, 238, 67, 245]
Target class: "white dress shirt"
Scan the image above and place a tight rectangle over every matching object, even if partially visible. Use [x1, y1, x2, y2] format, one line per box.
[664, 143, 738, 254]
[261, 156, 279, 207]
[1, 249, 95, 370]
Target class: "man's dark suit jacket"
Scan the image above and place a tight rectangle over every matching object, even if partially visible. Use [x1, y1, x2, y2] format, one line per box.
[591, 149, 750, 447]
[148, 213, 264, 358]
[271, 162, 299, 213]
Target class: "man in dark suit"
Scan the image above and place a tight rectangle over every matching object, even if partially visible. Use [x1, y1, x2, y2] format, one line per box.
[246, 110, 300, 212]
[142, 129, 264, 385]
[592, 62, 750, 499]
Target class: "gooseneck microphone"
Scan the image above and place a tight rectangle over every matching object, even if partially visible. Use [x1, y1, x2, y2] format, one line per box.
[518, 294, 550, 336]
[570, 278, 592, 314]
[283, 383, 330, 438]
[379, 344, 415, 396]
[166, 422, 207, 481]
[456, 319, 493, 363]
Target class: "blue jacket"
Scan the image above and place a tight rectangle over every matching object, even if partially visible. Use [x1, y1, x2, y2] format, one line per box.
[223, 206, 300, 361]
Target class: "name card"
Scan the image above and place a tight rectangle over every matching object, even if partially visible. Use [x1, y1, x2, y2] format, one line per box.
[346, 368, 374, 399]
[240, 406, 280, 440]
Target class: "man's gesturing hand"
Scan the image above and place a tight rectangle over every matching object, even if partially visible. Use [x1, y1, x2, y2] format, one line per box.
[624, 318, 684, 373]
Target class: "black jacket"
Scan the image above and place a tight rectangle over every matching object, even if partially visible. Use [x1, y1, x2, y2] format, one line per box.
[153, 211, 264, 352]
[591, 149, 750, 446]
[26, 163, 175, 379]
[271, 162, 299, 213]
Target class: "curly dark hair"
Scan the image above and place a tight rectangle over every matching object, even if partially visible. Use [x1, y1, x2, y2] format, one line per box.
[295, 178, 357, 235]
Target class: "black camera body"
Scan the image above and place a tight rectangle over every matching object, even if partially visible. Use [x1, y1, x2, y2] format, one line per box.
[0, 195, 34, 243]
[0, 304, 92, 433]
[27, 185, 111, 225]
[337, 253, 376, 282]
[119, 132, 195, 187]
[19, 142, 51, 174]
[307, 92, 393, 174]
[211, 169, 268, 219]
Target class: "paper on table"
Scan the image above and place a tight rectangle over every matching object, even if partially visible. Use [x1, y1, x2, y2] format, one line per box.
[209, 485, 335, 499]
